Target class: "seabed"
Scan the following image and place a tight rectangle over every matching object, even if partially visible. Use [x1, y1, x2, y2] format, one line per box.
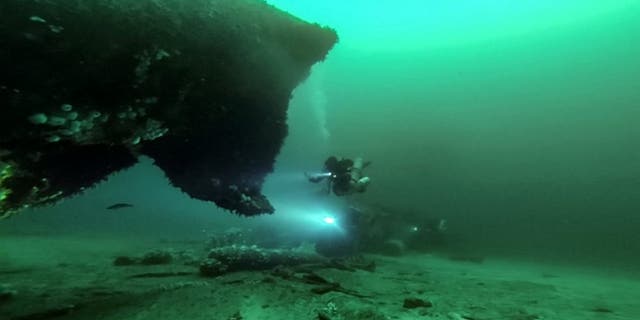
[1, 235, 638, 320]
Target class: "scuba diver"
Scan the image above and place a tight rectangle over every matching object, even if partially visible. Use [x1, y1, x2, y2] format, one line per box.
[305, 156, 371, 257]
[306, 156, 371, 196]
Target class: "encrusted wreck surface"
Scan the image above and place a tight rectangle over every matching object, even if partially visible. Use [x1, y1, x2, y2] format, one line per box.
[0, 0, 338, 217]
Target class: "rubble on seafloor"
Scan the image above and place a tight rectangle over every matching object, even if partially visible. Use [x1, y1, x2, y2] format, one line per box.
[108, 235, 378, 300]
[0, 230, 388, 320]
[199, 245, 325, 277]
[0, 284, 17, 303]
[113, 248, 199, 267]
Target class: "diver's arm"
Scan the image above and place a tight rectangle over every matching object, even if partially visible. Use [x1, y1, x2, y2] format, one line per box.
[306, 172, 332, 183]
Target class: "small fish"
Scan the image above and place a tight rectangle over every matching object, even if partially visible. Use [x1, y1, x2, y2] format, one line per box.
[106, 203, 134, 210]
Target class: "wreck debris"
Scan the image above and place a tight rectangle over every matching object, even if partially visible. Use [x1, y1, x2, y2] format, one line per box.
[140, 250, 174, 265]
[0, 284, 17, 303]
[10, 304, 76, 320]
[402, 297, 433, 309]
[199, 245, 324, 277]
[304, 273, 371, 298]
[269, 268, 371, 298]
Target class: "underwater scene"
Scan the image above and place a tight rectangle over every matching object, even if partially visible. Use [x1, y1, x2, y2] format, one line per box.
[1, 0, 639, 319]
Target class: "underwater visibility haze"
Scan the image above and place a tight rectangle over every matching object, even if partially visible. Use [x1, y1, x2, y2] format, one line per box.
[1, 0, 639, 319]
[269, 0, 640, 264]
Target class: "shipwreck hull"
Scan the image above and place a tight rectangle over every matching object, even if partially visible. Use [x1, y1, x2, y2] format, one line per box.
[0, 0, 338, 217]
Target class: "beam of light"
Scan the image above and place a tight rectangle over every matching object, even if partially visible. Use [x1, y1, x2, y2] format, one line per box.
[323, 216, 336, 224]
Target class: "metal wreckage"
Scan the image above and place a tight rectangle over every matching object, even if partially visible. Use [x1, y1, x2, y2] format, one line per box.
[0, 0, 338, 218]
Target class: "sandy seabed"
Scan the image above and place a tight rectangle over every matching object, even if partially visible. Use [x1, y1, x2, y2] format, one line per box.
[1, 235, 638, 320]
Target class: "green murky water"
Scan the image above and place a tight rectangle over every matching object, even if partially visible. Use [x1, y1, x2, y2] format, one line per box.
[1, 2, 639, 319]
[271, 0, 640, 265]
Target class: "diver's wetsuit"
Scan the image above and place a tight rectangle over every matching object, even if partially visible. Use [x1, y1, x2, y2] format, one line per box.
[308, 156, 370, 196]
[323, 156, 354, 196]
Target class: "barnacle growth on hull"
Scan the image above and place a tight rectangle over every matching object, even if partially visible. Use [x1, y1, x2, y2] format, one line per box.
[0, 0, 338, 218]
